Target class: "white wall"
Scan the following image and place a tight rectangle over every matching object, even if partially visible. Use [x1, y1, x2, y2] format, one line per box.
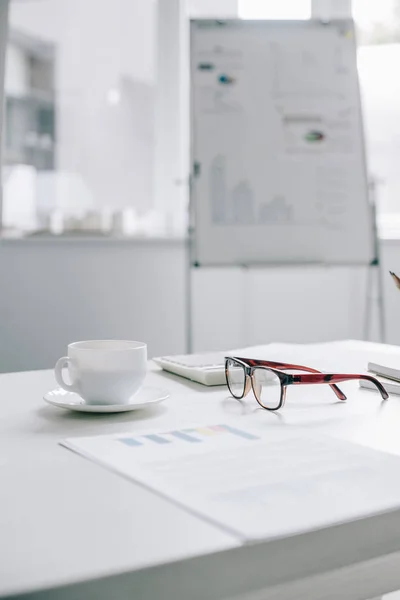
[4, 41, 29, 96]
[188, 0, 238, 17]
[0, 238, 399, 373]
[0, 239, 186, 372]
[8, 0, 156, 214]
[154, 0, 188, 230]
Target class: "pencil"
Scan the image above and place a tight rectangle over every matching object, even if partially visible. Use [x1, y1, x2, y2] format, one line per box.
[390, 271, 400, 290]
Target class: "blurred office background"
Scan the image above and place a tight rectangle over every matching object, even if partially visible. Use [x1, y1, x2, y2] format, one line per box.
[1, 0, 400, 372]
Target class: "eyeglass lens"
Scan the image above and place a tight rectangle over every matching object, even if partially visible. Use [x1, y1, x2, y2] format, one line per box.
[226, 358, 246, 398]
[252, 368, 282, 410]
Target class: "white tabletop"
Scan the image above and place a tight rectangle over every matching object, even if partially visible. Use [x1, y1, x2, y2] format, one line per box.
[3, 340, 400, 600]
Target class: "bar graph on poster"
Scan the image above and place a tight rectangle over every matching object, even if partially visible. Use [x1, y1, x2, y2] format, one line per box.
[190, 19, 375, 266]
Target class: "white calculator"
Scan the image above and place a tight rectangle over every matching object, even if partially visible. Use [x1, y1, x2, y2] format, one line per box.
[153, 352, 228, 386]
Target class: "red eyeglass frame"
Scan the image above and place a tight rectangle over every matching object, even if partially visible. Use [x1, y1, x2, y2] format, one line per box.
[225, 356, 389, 411]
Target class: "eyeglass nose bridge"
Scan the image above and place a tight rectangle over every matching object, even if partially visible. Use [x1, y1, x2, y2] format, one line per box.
[243, 371, 252, 397]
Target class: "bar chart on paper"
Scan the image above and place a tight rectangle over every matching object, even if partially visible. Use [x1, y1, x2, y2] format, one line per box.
[119, 424, 259, 448]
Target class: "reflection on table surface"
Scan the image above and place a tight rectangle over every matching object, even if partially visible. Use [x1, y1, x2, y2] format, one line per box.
[373, 593, 400, 599]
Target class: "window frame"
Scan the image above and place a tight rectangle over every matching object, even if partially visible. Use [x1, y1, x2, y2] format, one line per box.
[0, 0, 10, 230]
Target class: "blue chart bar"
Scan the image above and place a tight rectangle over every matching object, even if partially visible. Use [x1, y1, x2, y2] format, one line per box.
[144, 434, 171, 445]
[221, 425, 259, 440]
[169, 431, 202, 443]
[119, 437, 142, 447]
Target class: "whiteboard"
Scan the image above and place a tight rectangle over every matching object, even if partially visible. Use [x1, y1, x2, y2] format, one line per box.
[190, 19, 375, 266]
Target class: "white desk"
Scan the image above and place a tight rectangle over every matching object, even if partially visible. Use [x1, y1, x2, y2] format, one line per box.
[3, 340, 400, 600]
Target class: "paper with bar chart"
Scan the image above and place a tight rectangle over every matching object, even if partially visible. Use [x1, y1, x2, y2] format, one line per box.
[63, 421, 400, 542]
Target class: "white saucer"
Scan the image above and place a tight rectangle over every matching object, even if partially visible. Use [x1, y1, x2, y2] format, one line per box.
[43, 386, 169, 413]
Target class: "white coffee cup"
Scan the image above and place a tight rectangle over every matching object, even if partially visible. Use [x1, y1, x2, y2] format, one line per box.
[55, 340, 147, 405]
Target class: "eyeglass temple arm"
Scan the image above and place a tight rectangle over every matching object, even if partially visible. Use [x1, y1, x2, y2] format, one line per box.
[288, 373, 389, 400]
[232, 357, 346, 401]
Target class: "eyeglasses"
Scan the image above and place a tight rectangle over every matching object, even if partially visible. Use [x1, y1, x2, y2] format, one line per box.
[225, 356, 389, 411]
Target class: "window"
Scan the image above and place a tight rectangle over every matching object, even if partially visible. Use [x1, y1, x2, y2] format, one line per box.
[354, 0, 400, 220]
[2, 0, 156, 236]
[354, 0, 400, 45]
[189, 0, 238, 18]
[238, 0, 311, 19]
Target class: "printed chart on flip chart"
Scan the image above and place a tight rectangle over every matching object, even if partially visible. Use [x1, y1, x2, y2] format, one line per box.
[191, 20, 375, 265]
[64, 421, 400, 542]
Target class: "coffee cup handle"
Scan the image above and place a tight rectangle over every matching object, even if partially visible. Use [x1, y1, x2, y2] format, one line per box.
[55, 357, 78, 393]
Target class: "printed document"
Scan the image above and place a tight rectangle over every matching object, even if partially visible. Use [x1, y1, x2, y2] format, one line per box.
[63, 421, 400, 541]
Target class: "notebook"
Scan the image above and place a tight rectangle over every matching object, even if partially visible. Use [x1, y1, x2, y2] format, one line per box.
[368, 362, 400, 383]
[360, 375, 400, 396]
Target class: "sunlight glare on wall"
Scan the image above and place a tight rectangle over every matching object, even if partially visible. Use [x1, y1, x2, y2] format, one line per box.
[238, 0, 311, 19]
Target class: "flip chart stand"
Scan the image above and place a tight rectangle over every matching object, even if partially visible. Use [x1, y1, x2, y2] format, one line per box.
[186, 187, 385, 353]
[364, 180, 385, 342]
